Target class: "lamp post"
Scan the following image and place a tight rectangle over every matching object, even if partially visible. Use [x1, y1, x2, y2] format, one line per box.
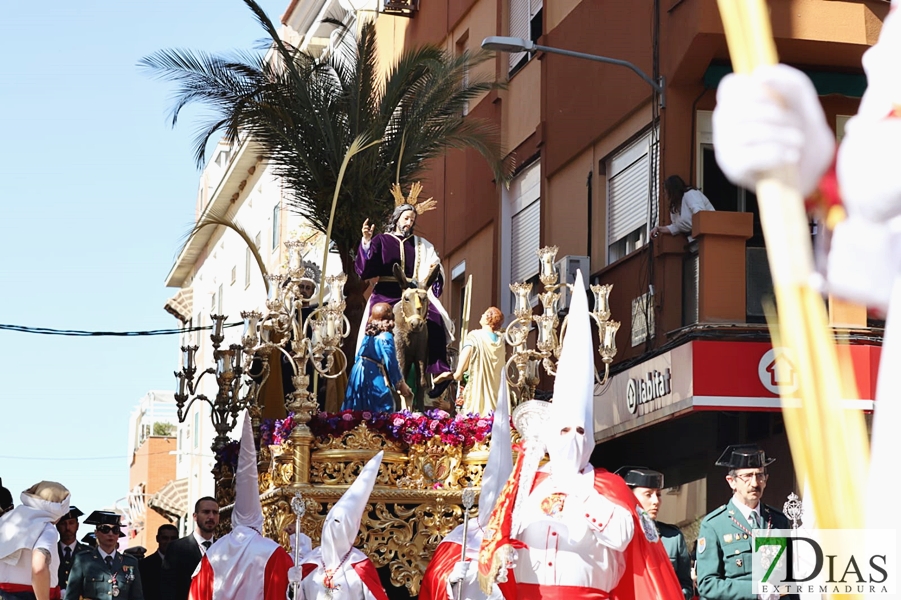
[240, 239, 351, 484]
[173, 238, 351, 466]
[174, 314, 261, 453]
[504, 246, 620, 404]
[481, 36, 665, 108]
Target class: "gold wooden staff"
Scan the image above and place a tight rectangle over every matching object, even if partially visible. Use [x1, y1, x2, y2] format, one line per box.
[715, 0, 869, 552]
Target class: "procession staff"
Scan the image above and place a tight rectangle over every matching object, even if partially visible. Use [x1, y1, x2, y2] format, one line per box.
[66, 511, 143, 600]
[695, 445, 795, 600]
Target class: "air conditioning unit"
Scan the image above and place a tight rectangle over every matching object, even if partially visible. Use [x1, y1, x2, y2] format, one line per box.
[554, 255, 590, 308]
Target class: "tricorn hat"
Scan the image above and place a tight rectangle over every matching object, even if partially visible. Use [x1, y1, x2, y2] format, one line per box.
[715, 444, 775, 469]
[615, 466, 664, 489]
[59, 506, 84, 521]
[85, 511, 126, 537]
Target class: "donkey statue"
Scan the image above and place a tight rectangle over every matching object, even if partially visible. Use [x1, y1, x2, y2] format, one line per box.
[392, 262, 441, 411]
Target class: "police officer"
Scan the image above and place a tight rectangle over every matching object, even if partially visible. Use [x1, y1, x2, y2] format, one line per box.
[616, 466, 694, 600]
[66, 511, 143, 600]
[56, 506, 91, 596]
[695, 445, 796, 600]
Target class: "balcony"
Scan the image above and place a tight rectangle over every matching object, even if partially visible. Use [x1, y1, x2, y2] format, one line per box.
[594, 210, 878, 367]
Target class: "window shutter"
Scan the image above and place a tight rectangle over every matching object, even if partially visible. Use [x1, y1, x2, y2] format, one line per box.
[608, 152, 649, 243]
[509, 0, 530, 70]
[511, 199, 541, 283]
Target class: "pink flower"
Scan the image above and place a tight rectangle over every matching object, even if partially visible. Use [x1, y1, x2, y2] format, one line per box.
[393, 417, 405, 426]
[342, 413, 354, 421]
[362, 411, 372, 420]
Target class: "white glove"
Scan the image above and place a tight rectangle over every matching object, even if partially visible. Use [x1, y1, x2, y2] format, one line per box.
[712, 64, 835, 197]
[445, 561, 474, 600]
[758, 593, 780, 600]
[836, 117, 901, 224]
[826, 216, 901, 311]
[288, 566, 303, 584]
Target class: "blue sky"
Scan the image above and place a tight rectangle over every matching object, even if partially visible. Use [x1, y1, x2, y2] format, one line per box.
[0, 0, 288, 541]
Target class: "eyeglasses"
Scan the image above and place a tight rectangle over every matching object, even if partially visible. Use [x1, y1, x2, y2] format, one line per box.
[97, 525, 121, 535]
[733, 471, 769, 483]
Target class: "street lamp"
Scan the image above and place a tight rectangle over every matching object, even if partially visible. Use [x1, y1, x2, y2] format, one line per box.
[481, 36, 665, 107]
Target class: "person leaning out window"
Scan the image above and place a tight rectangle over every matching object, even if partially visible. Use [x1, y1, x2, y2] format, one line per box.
[650, 175, 715, 242]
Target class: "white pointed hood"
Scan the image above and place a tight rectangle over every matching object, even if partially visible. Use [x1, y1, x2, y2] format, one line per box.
[321, 451, 383, 570]
[479, 379, 514, 527]
[544, 270, 596, 480]
[232, 412, 264, 531]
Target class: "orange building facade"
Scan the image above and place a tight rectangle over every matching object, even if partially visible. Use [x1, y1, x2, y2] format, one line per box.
[129, 435, 177, 553]
[355, 0, 888, 531]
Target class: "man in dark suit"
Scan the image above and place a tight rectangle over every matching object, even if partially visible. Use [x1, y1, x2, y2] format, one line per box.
[56, 506, 92, 594]
[138, 524, 178, 600]
[160, 497, 219, 600]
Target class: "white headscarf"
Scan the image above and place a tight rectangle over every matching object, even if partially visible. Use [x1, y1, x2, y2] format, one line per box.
[0, 481, 70, 566]
[321, 452, 383, 570]
[544, 270, 597, 492]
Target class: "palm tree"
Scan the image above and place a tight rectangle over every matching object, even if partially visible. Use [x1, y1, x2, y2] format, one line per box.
[141, 0, 508, 357]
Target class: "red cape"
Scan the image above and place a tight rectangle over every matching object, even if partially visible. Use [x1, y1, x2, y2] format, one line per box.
[421, 540, 464, 600]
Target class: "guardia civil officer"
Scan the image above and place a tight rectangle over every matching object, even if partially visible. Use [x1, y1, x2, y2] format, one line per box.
[695, 445, 797, 600]
[66, 512, 143, 600]
[56, 506, 91, 596]
[616, 466, 694, 600]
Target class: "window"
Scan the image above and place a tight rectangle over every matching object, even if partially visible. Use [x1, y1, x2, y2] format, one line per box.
[215, 149, 231, 168]
[509, 0, 542, 74]
[272, 203, 281, 251]
[696, 111, 761, 244]
[606, 128, 658, 264]
[193, 412, 199, 450]
[245, 247, 252, 288]
[230, 266, 236, 285]
[218, 284, 224, 314]
[456, 32, 470, 116]
[510, 161, 541, 295]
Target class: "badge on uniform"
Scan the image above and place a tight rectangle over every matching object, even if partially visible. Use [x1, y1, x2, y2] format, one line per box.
[697, 537, 706, 554]
[123, 566, 135, 583]
[736, 558, 743, 567]
[723, 534, 733, 543]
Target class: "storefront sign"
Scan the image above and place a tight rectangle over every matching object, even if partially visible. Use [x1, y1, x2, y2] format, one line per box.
[625, 368, 672, 414]
[594, 340, 881, 442]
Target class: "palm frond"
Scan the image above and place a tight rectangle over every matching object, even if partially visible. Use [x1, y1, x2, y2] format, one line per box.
[183, 211, 270, 293]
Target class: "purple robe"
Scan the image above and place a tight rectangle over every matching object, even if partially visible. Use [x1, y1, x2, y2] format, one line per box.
[355, 233, 450, 374]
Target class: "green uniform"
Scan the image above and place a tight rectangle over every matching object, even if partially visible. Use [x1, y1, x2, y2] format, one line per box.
[695, 499, 796, 600]
[659, 521, 693, 600]
[65, 549, 144, 600]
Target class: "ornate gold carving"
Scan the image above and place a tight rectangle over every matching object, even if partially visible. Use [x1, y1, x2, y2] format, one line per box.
[313, 423, 406, 452]
[222, 422, 497, 596]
